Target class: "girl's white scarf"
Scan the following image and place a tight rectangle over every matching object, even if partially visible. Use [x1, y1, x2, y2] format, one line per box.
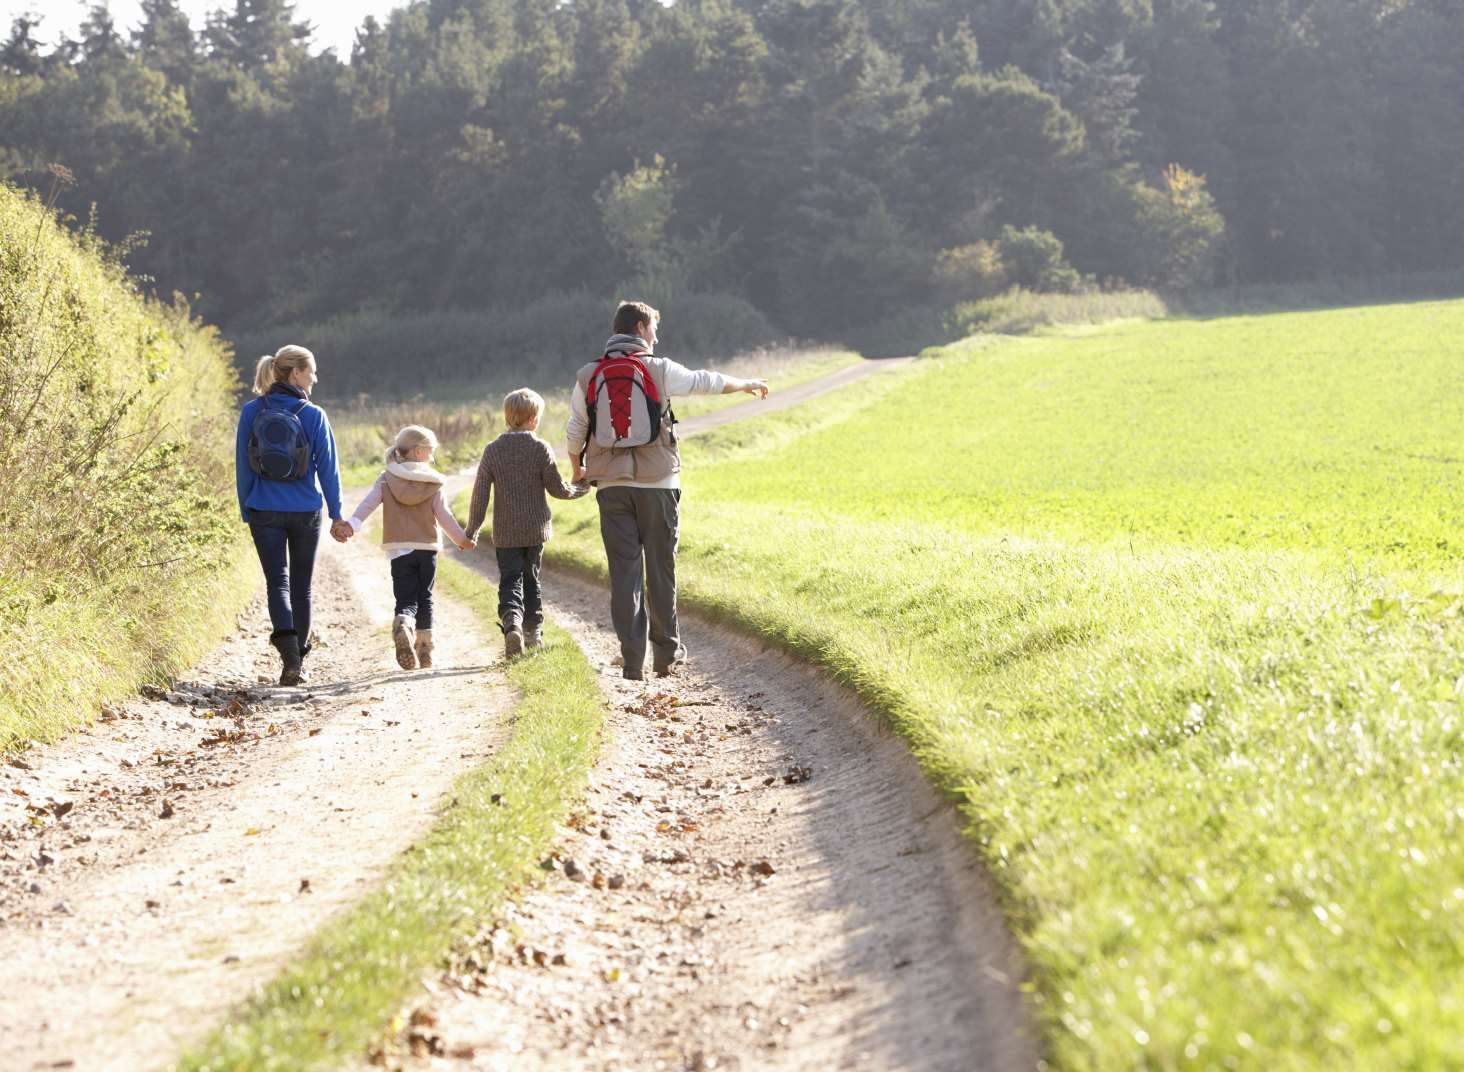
[385, 460, 446, 485]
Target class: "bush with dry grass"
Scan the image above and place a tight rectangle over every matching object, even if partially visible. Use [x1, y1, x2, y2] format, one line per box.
[0, 180, 249, 750]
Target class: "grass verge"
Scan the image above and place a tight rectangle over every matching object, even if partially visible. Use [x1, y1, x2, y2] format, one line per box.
[173, 555, 605, 1072]
[545, 309, 1464, 1069]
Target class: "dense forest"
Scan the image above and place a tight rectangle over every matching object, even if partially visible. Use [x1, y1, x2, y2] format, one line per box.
[3, 0, 1462, 359]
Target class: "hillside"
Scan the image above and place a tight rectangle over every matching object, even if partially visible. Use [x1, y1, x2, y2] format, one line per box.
[0, 183, 251, 749]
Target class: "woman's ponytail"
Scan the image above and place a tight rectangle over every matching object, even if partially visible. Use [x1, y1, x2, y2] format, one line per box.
[253, 355, 277, 396]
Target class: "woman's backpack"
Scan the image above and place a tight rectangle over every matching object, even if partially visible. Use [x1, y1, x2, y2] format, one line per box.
[248, 397, 312, 480]
[583, 351, 673, 457]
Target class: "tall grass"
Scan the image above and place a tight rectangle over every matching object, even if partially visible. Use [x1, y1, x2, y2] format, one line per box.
[950, 287, 1169, 337]
[227, 290, 785, 403]
[548, 303, 1464, 1068]
[0, 182, 249, 750]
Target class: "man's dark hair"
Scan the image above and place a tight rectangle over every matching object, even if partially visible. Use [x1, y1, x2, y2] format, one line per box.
[613, 300, 659, 337]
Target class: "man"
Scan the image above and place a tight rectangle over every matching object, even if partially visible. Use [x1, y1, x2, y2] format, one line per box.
[567, 300, 768, 679]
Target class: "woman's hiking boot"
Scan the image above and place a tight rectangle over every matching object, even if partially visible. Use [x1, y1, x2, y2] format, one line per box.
[414, 629, 434, 669]
[271, 630, 304, 687]
[502, 614, 524, 659]
[393, 614, 417, 670]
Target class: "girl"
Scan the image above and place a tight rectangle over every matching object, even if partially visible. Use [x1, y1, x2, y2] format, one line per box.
[339, 426, 474, 670]
[235, 344, 343, 686]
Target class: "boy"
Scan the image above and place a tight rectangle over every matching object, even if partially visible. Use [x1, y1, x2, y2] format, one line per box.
[465, 388, 589, 656]
[566, 300, 768, 679]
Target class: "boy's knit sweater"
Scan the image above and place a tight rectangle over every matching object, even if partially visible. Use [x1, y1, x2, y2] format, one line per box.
[466, 430, 588, 548]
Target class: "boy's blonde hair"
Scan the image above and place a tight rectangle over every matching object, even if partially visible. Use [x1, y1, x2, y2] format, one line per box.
[253, 344, 314, 395]
[503, 388, 544, 430]
[385, 424, 439, 465]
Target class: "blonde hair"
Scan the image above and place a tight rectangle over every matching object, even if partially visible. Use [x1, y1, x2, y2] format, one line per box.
[252, 344, 315, 396]
[503, 388, 544, 430]
[385, 424, 440, 465]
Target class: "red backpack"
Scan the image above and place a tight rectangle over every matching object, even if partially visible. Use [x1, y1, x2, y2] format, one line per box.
[583, 351, 675, 459]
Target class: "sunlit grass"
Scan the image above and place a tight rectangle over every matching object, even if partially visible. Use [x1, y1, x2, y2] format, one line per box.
[549, 301, 1464, 1068]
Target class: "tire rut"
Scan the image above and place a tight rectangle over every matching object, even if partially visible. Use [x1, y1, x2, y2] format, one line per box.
[0, 534, 509, 1072]
[372, 558, 1036, 1072]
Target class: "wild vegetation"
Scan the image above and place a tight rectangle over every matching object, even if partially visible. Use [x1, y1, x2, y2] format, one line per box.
[0, 180, 249, 751]
[6, 0, 1463, 363]
[548, 301, 1464, 1068]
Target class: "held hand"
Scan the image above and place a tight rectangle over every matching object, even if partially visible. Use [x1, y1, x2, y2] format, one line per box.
[743, 378, 769, 399]
[459, 537, 477, 551]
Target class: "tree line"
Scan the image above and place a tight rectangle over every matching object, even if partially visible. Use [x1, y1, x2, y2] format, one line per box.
[2, 0, 1461, 347]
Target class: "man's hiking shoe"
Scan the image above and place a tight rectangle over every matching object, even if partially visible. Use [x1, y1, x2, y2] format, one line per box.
[392, 614, 417, 670]
[414, 629, 434, 669]
[524, 626, 543, 651]
[505, 628, 524, 659]
[653, 644, 688, 678]
[271, 631, 304, 687]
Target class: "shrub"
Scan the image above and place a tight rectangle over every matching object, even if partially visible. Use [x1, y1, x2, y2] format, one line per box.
[1129, 164, 1227, 290]
[0, 182, 247, 749]
[950, 286, 1167, 336]
[998, 224, 1087, 293]
[933, 241, 1009, 302]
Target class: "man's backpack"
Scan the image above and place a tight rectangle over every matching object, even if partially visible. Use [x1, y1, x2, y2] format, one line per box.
[248, 396, 312, 480]
[583, 351, 674, 458]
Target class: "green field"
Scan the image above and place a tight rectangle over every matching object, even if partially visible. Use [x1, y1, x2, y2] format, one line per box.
[551, 300, 1464, 1069]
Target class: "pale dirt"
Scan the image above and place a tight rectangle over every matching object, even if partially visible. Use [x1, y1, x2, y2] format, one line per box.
[0, 531, 509, 1072]
[1, 356, 1037, 1072]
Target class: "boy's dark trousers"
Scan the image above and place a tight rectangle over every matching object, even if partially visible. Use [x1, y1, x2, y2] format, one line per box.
[391, 549, 438, 629]
[496, 545, 544, 631]
[595, 486, 681, 673]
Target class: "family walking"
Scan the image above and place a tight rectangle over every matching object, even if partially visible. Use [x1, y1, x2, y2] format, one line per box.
[235, 300, 769, 685]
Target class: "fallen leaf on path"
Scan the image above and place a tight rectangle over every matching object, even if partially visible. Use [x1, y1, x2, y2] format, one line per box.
[244, 827, 260, 836]
[48, 800, 74, 819]
[159, 799, 174, 819]
[308, 728, 322, 737]
[7, 756, 32, 770]
[749, 860, 775, 877]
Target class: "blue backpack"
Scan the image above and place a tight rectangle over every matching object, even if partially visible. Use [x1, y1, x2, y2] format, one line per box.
[248, 396, 312, 480]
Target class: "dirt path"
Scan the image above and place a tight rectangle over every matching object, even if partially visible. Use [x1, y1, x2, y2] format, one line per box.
[672, 357, 914, 439]
[0, 532, 509, 1072]
[1, 354, 1036, 1072]
[377, 356, 1036, 1071]
[373, 564, 1036, 1072]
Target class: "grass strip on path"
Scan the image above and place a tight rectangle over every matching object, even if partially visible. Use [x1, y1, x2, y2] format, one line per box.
[546, 308, 1464, 1070]
[175, 555, 604, 1072]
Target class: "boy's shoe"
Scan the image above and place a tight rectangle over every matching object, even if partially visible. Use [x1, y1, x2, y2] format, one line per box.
[524, 626, 543, 651]
[414, 629, 434, 669]
[271, 631, 303, 687]
[392, 614, 417, 670]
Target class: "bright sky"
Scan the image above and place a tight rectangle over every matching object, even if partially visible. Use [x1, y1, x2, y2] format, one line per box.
[2, 1, 408, 58]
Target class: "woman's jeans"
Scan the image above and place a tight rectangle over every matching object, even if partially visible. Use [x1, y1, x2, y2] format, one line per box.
[248, 509, 321, 644]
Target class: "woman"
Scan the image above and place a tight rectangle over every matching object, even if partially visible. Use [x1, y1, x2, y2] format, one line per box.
[234, 344, 343, 685]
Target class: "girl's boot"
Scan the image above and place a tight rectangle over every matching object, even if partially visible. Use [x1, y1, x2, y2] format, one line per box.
[393, 614, 417, 670]
[414, 629, 434, 669]
[271, 631, 303, 686]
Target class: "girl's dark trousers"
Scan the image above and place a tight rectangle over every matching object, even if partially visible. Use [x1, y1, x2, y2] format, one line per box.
[248, 509, 322, 646]
[391, 549, 438, 629]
